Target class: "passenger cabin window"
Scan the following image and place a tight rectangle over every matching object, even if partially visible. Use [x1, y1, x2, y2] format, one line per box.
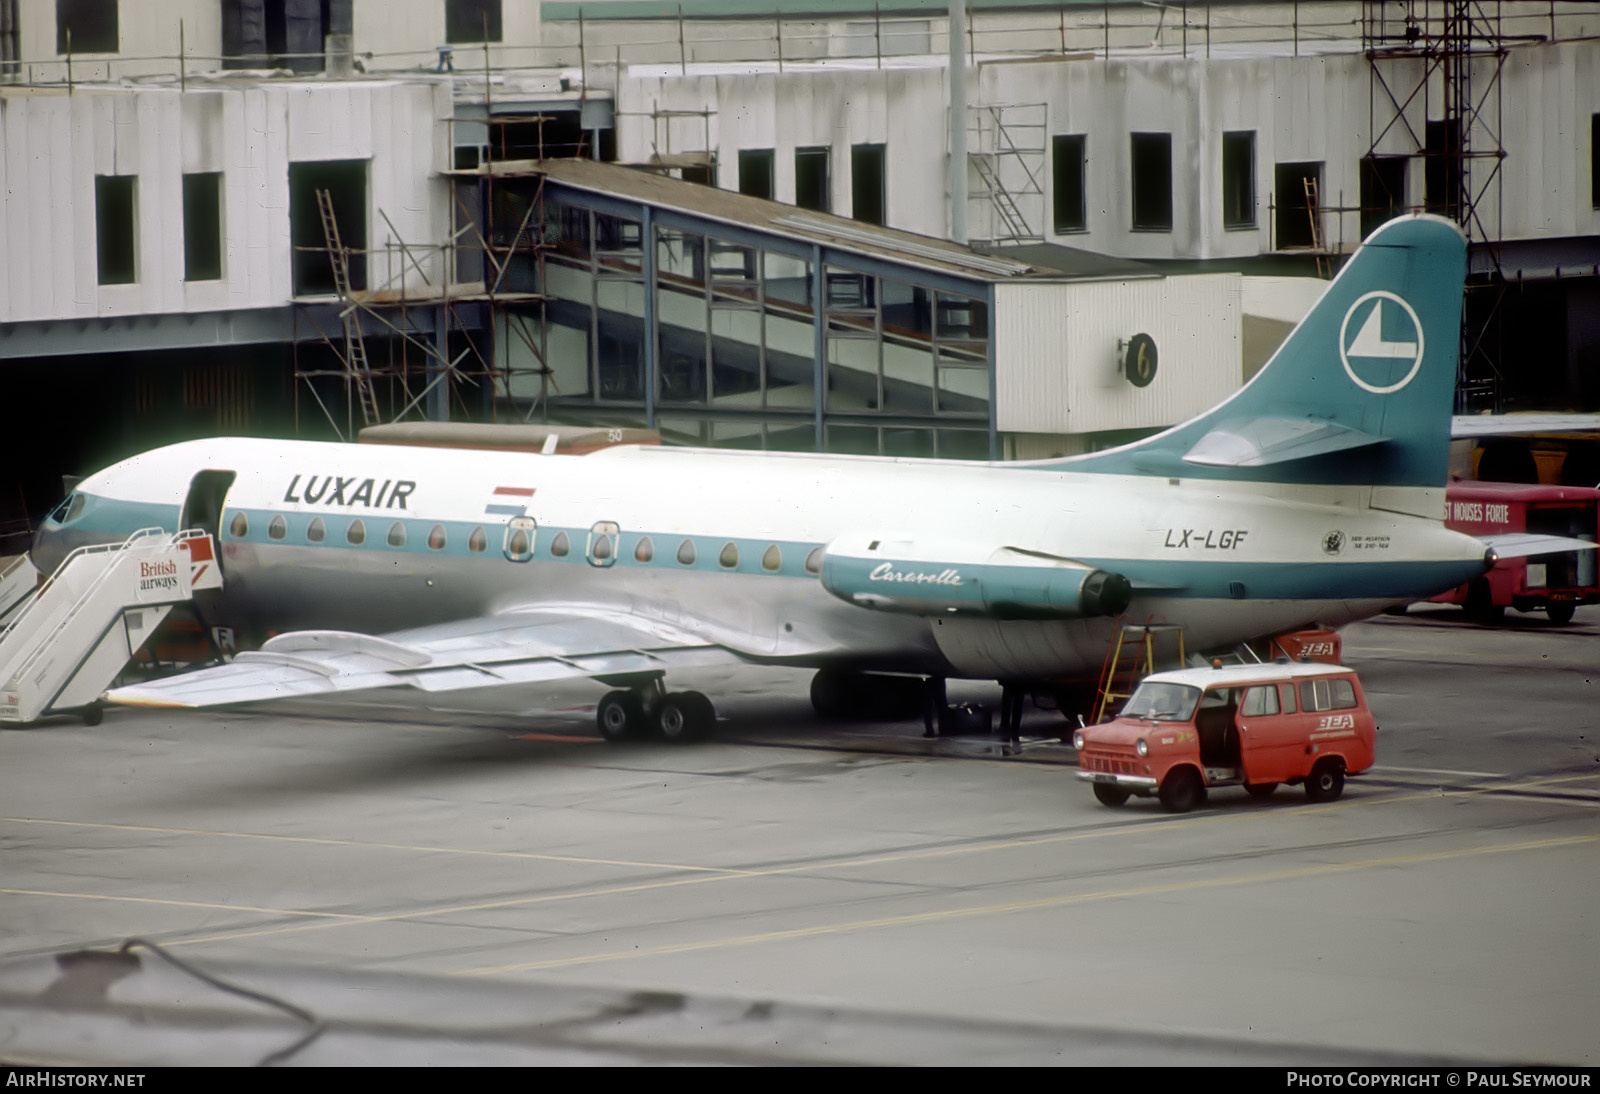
[804, 547, 824, 575]
[762, 545, 782, 572]
[635, 536, 654, 563]
[228, 512, 248, 538]
[346, 519, 366, 546]
[676, 539, 697, 565]
[268, 515, 287, 540]
[1242, 685, 1280, 717]
[550, 531, 570, 558]
[428, 524, 447, 550]
[1298, 677, 1357, 712]
[468, 526, 488, 553]
[503, 517, 535, 562]
[719, 542, 739, 569]
[307, 517, 326, 543]
[587, 522, 619, 567]
[387, 522, 406, 548]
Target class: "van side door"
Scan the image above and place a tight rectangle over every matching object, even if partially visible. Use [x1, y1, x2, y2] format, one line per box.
[1237, 680, 1299, 785]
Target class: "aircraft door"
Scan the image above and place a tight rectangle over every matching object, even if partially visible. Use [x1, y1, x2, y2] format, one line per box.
[180, 470, 237, 565]
[178, 469, 238, 654]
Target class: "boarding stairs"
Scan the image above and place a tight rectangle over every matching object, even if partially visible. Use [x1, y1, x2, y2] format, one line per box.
[0, 555, 39, 629]
[0, 529, 222, 724]
[1093, 623, 1186, 723]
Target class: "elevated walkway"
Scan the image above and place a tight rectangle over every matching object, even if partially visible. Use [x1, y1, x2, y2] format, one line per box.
[0, 530, 222, 725]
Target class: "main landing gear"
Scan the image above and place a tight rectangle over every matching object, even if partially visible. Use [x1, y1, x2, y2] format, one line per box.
[595, 676, 716, 743]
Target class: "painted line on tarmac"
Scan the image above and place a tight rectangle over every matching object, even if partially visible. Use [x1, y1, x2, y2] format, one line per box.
[0, 816, 764, 876]
[456, 832, 1600, 977]
[10, 774, 1596, 952]
[0, 888, 376, 922]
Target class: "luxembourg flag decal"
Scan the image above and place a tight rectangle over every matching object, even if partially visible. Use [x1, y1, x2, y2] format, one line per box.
[486, 486, 535, 517]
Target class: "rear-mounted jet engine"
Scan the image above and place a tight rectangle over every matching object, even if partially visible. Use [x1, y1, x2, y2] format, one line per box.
[819, 534, 1132, 620]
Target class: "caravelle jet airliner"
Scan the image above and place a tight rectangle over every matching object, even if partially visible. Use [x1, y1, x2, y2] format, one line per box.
[26, 215, 1549, 740]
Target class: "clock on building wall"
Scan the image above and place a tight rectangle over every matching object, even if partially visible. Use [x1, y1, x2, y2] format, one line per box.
[1123, 333, 1158, 388]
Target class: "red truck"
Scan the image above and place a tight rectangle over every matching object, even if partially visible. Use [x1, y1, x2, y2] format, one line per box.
[1433, 482, 1600, 624]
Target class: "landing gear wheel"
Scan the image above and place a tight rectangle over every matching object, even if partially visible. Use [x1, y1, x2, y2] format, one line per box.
[1465, 580, 1504, 623]
[1092, 783, 1131, 807]
[1158, 768, 1205, 814]
[595, 690, 644, 742]
[1244, 782, 1278, 799]
[80, 704, 103, 727]
[656, 691, 715, 742]
[1304, 759, 1346, 803]
[809, 669, 855, 720]
[1546, 602, 1576, 625]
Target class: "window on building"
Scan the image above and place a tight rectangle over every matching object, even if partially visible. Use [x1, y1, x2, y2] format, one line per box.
[851, 143, 886, 226]
[1360, 155, 1408, 239]
[1052, 134, 1086, 233]
[1425, 119, 1461, 219]
[288, 160, 367, 295]
[446, 0, 502, 44]
[182, 172, 224, 282]
[1221, 131, 1255, 229]
[95, 175, 136, 285]
[1591, 115, 1599, 208]
[1274, 161, 1323, 249]
[795, 146, 830, 213]
[739, 149, 774, 200]
[57, 0, 118, 53]
[1130, 132, 1172, 232]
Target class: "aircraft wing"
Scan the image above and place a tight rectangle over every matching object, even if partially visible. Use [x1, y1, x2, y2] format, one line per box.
[106, 607, 741, 709]
[1479, 534, 1599, 561]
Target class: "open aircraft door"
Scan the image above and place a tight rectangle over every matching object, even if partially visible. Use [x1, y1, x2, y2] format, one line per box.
[178, 469, 236, 654]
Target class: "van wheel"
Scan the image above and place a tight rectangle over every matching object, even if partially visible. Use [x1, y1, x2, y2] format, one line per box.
[1305, 759, 1345, 803]
[1158, 768, 1205, 813]
[1244, 782, 1277, 799]
[1546, 602, 1576, 625]
[1092, 783, 1131, 807]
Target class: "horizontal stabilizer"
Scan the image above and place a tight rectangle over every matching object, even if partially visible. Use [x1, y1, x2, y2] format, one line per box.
[1480, 534, 1599, 561]
[1183, 418, 1389, 468]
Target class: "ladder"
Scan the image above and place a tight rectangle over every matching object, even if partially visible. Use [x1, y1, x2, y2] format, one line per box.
[1303, 176, 1329, 279]
[0, 530, 223, 724]
[315, 188, 382, 426]
[1093, 623, 1186, 723]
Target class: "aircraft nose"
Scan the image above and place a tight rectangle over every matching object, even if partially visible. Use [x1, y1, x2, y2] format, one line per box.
[30, 520, 68, 579]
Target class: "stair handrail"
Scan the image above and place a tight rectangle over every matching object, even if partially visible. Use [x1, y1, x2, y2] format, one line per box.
[0, 528, 175, 688]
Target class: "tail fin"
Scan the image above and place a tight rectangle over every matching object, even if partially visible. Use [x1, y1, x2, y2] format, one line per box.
[1046, 214, 1467, 489]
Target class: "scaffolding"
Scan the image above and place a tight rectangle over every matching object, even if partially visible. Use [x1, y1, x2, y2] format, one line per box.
[291, 116, 563, 438]
[1363, 0, 1525, 413]
[967, 103, 1048, 247]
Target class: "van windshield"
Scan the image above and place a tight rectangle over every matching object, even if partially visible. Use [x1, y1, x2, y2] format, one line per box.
[1121, 682, 1201, 721]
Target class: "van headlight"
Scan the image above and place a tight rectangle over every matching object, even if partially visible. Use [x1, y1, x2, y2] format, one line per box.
[1072, 730, 1085, 750]
[1136, 737, 1149, 757]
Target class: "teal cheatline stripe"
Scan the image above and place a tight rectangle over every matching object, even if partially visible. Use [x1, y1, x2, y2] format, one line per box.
[1086, 557, 1485, 601]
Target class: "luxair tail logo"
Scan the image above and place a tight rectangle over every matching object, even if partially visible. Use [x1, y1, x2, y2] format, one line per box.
[139, 559, 180, 593]
[1339, 291, 1424, 394]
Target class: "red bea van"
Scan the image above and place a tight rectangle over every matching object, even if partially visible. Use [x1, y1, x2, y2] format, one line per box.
[1075, 662, 1377, 813]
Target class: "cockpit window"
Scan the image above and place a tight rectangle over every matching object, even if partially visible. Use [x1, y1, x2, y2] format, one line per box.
[1120, 682, 1201, 722]
[50, 493, 87, 524]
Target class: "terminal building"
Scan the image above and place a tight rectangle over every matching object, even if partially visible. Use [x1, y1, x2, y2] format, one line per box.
[2, 0, 1597, 544]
